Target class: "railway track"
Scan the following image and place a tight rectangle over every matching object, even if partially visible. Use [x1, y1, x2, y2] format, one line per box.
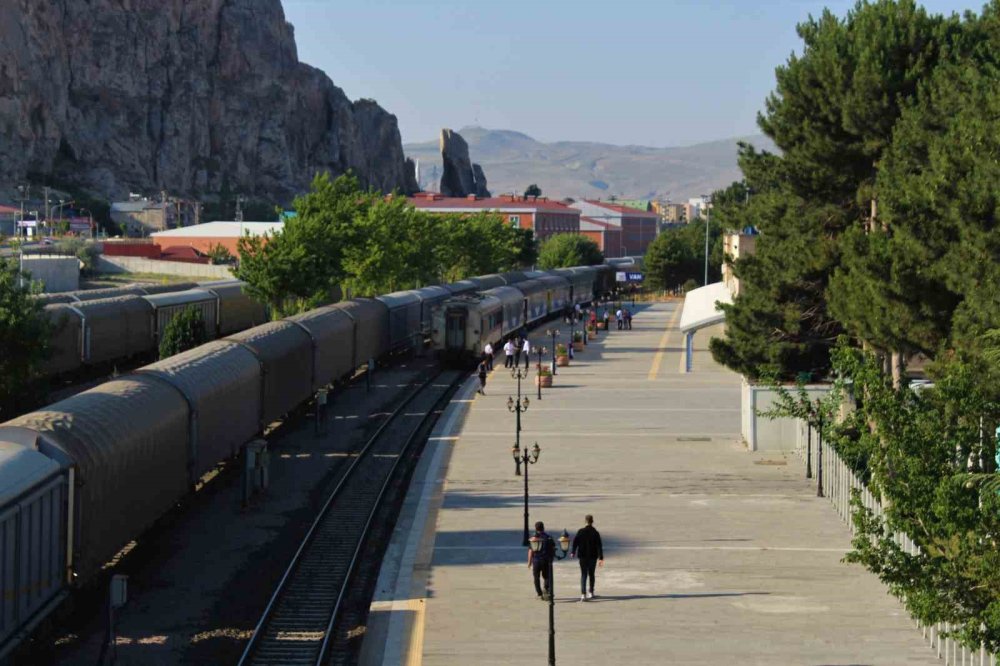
[238, 368, 465, 666]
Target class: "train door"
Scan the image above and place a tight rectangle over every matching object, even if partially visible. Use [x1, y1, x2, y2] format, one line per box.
[445, 308, 466, 350]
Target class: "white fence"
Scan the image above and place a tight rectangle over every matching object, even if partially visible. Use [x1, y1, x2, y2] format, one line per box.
[96, 255, 235, 279]
[801, 424, 997, 665]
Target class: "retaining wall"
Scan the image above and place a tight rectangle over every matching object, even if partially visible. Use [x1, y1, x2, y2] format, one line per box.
[21, 255, 80, 292]
[96, 255, 234, 279]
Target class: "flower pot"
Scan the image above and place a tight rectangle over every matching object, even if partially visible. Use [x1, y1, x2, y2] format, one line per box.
[596, 322, 605, 330]
[572, 341, 584, 352]
[556, 355, 569, 367]
[535, 375, 553, 388]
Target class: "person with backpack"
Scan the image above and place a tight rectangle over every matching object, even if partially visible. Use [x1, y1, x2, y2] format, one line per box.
[571, 514, 605, 601]
[527, 521, 555, 600]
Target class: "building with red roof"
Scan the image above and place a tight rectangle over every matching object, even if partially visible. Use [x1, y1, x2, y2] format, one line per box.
[579, 217, 623, 258]
[569, 199, 659, 255]
[407, 193, 580, 242]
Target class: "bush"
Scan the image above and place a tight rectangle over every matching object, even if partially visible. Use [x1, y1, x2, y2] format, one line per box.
[573, 331, 583, 342]
[159, 307, 207, 359]
[682, 278, 700, 294]
[555, 343, 568, 356]
[537, 365, 552, 377]
[207, 243, 235, 265]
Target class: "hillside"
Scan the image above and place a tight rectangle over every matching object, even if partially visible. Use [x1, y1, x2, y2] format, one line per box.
[404, 127, 777, 201]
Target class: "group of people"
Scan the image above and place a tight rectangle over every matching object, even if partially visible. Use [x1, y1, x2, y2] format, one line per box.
[587, 305, 634, 331]
[476, 334, 532, 395]
[528, 515, 605, 602]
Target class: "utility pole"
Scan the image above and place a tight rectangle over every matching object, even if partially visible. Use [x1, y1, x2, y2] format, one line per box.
[235, 194, 244, 237]
[702, 195, 712, 286]
[43, 185, 50, 233]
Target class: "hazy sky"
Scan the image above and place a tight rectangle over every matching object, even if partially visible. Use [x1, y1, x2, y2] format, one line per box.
[282, 0, 978, 147]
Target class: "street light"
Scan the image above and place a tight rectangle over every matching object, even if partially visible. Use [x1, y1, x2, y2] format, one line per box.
[512, 442, 540, 545]
[529, 529, 571, 666]
[702, 194, 712, 286]
[535, 346, 547, 400]
[815, 398, 825, 498]
[546, 328, 560, 376]
[507, 373, 530, 477]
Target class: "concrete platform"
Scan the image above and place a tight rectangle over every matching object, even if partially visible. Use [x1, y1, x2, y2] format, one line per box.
[362, 302, 940, 666]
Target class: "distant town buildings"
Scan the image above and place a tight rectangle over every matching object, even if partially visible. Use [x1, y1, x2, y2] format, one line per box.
[111, 193, 200, 236]
[568, 199, 659, 255]
[579, 217, 623, 258]
[150, 221, 282, 255]
[653, 201, 686, 223]
[0, 204, 18, 237]
[407, 193, 580, 242]
[722, 229, 758, 296]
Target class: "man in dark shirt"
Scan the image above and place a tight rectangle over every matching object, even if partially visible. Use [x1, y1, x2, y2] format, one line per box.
[571, 514, 604, 601]
[527, 521, 554, 600]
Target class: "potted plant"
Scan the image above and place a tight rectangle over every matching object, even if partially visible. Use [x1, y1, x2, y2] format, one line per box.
[555, 343, 569, 366]
[572, 331, 584, 352]
[535, 365, 553, 388]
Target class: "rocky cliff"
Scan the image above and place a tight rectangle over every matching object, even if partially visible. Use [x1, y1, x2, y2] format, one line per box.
[439, 128, 489, 197]
[0, 0, 413, 202]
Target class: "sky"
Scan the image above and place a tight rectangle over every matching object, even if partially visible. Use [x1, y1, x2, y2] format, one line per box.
[282, 0, 979, 148]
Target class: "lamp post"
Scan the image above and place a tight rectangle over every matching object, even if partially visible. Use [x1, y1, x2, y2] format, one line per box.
[535, 346, 547, 400]
[507, 373, 530, 476]
[815, 399, 825, 498]
[529, 529, 571, 666]
[512, 442, 540, 545]
[702, 194, 712, 286]
[546, 328, 560, 375]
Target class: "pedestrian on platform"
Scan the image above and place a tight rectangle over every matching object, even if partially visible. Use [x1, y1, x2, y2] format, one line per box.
[476, 359, 488, 395]
[522, 336, 531, 369]
[528, 521, 555, 600]
[484, 341, 494, 371]
[616, 308, 623, 330]
[571, 514, 604, 601]
[625, 308, 633, 330]
[514, 336, 522, 367]
[503, 339, 515, 368]
[603, 309, 610, 331]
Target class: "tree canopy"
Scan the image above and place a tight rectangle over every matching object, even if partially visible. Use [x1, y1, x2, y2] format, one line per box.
[158, 307, 207, 359]
[524, 184, 542, 198]
[537, 234, 603, 269]
[0, 259, 49, 418]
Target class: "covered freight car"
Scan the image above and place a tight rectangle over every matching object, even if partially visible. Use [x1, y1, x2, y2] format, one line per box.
[226, 322, 314, 426]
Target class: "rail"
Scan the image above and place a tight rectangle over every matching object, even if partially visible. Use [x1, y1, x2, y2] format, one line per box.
[238, 368, 463, 666]
[801, 425, 998, 666]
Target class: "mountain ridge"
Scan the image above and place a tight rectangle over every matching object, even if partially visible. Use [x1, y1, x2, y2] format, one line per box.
[404, 126, 777, 201]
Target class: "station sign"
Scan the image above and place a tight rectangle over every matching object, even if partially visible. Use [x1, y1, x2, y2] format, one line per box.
[616, 272, 644, 283]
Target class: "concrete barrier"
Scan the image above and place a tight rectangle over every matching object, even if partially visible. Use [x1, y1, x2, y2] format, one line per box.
[740, 378, 833, 451]
[20, 255, 80, 292]
[96, 255, 235, 279]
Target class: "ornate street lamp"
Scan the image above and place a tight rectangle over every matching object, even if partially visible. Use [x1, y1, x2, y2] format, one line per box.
[529, 529, 571, 665]
[507, 377, 530, 476]
[512, 442, 540, 545]
[545, 328, 560, 375]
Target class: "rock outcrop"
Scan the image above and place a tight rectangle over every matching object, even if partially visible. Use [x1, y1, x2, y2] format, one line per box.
[0, 0, 415, 202]
[439, 128, 490, 197]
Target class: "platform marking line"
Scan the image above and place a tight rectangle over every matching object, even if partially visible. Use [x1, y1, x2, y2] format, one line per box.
[648, 303, 683, 381]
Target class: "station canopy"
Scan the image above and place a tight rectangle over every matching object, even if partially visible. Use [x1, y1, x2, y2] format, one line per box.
[679, 282, 732, 335]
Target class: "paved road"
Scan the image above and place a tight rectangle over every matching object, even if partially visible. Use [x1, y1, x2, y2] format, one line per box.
[363, 301, 940, 665]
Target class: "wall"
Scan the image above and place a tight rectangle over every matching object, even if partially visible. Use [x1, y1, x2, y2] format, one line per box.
[96, 255, 234, 279]
[741, 379, 834, 451]
[21, 255, 80, 292]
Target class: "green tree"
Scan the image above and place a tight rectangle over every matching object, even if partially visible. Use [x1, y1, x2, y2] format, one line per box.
[206, 243, 235, 265]
[236, 172, 364, 317]
[524, 184, 542, 198]
[537, 234, 603, 269]
[511, 227, 538, 268]
[436, 211, 526, 281]
[158, 307, 207, 359]
[710, 2, 958, 381]
[644, 230, 696, 291]
[0, 259, 49, 418]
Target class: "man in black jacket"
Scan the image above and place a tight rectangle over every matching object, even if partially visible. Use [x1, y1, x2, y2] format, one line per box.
[571, 514, 604, 601]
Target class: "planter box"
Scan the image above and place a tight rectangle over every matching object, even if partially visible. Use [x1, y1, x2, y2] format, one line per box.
[596, 322, 605, 330]
[535, 375, 553, 388]
[556, 355, 569, 367]
[572, 341, 584, 352]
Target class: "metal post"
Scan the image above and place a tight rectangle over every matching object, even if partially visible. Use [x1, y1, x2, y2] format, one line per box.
[684, 332, 694, 373]
[806, 424, 813, 479]
[548, 555, 556, 665]
[703, 199, 711, 286]
[817, 410, 825, 498]
[522, 452, 530, 546]
[537, 349, 544, 400]
[550, 331, 557, 376]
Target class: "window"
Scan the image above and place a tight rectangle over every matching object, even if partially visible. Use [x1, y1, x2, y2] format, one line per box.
[509, 215, 520, 228]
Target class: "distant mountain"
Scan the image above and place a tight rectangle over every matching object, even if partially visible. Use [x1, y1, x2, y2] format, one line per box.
[404, 127, 777, 201]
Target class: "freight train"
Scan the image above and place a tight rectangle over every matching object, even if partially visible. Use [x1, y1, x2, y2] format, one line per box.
[0, 264, 613, 657]
[37, 280, 268, 380]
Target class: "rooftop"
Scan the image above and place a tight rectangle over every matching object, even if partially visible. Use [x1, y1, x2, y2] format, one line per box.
[407, 193, 579, 214]
[580, 216, 621, 231]
[577, 200, 660, 217]
[151, 221, 283, 238]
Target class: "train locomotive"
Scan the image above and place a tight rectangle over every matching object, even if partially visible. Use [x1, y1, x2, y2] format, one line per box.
[0, 262, 613, 657]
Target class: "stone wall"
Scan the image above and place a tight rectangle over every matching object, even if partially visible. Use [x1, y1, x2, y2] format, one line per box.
[96, 256, 234, 279]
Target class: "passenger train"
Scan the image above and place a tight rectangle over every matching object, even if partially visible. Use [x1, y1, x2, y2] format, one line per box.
[0, 263, 613, 657]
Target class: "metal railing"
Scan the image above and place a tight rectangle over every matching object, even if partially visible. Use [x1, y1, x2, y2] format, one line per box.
[799, 423, 997, 666]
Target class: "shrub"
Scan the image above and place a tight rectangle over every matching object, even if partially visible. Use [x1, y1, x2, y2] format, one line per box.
[159, 306, 207, 359]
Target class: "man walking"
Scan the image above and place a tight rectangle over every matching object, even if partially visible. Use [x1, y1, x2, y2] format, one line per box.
[528, 521, 555, 600]
[503, 339, 515, 368]
[475, 359, 488, 395]
[484, 341, 494, 371]
[571, 514, 604, 601]
[522, 336, 531, 369]
[615, 308, 623, 330]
